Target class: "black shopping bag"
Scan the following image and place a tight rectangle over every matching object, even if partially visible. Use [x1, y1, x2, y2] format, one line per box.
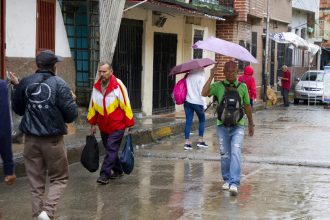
[119, 135, 134, 174]
[80, 135, 99, 172]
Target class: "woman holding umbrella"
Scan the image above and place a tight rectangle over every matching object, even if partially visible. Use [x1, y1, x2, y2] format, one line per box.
[183, 68, 208, 150]
[169, 58, 215, 150]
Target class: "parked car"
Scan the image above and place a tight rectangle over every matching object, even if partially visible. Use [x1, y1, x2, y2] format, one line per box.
[294, 70, 325, 104]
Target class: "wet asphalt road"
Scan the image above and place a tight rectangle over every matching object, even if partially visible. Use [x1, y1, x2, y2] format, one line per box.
[1, 104, 330, 220]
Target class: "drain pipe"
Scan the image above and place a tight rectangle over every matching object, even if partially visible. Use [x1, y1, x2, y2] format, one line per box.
[124, 0, 148, 12]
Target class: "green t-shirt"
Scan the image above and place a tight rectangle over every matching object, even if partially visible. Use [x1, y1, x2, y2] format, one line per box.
[209, 80, 250, 126]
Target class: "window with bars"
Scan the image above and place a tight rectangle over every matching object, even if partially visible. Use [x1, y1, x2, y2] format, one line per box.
[36, 0, 55, 53]
[251, 32, 257, 58]
[238, 40, 249, 71]
[193, 29, 204, 59]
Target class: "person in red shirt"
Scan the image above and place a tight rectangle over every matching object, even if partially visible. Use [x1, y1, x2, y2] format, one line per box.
[280, 65, 291, 107]
[87, 62, 134, 184]
[238, 66, 257, 107]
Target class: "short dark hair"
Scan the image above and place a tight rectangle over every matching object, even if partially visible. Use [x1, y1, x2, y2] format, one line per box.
[224, 61, 238, 73]
[99, 62, 112, 70]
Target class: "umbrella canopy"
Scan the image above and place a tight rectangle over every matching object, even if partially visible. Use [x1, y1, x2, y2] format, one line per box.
[169, 58, 215, 76]
[192, 36, 258, 63]
[269, 32, 309, 50]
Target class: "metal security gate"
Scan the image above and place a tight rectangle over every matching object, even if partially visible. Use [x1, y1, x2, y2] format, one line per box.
[60, 0, 99, 106]
[112, 18, 143, 111]
[153, 33, 177, 113]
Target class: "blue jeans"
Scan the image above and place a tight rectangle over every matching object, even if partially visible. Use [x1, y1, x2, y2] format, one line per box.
[184, 101, 205, 139]
[216, 125, 245, 186]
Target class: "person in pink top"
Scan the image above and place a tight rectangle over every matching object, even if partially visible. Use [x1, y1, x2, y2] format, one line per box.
[238, 66, 256, 107]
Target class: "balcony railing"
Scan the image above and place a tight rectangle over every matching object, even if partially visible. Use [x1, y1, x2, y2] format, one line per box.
[164, 0, 235, 15]
[189, 0, 234, 12]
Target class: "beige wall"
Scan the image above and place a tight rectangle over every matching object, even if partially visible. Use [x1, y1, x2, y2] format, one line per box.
[268, 0, 292, 24]
[123, 8, 216, 115]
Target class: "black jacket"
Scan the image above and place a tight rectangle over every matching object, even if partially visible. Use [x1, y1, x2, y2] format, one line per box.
[0, 80, 14, 175]
[12, 70, 78, 136]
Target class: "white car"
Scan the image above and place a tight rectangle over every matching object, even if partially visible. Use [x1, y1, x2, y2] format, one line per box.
[294, 70, 325, 104]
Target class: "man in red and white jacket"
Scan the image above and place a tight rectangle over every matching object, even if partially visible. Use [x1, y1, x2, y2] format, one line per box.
[87, 62, 134, 184]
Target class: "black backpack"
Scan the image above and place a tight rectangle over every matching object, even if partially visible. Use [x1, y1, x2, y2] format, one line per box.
[216, 82, 244, 127]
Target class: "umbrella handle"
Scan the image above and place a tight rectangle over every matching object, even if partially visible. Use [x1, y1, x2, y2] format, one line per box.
[204, 100, 216, 112]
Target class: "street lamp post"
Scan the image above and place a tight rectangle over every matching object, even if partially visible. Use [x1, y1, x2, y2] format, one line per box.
[263, 0, 271, 105]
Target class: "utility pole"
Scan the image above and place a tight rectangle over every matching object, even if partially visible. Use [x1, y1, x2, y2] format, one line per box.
[263, 0, 270, 105]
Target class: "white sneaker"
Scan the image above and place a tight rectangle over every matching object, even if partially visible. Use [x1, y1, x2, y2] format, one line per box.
[229, 185, 238, 196]
[222, 182, 230, 190]
[196, 142, 208, 148]
[38, 211, 50, 220]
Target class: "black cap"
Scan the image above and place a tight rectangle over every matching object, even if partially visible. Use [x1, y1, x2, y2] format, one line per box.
[36, 50, 64, 67]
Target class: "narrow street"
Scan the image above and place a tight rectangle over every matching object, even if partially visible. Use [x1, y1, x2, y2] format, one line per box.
[1, 105, 330, 219]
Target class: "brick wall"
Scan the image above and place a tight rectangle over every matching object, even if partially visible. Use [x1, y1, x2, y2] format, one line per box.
[320, 0, 330, 9]
[6, 57, 76, 90]
[215, 18, 238, 81]
[248, 0, 264, 18]
[214, 7, 252, 81]
[234, 0, 248, 22]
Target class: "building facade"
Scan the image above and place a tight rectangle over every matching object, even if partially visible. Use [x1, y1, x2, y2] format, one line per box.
[3, 0, 75, 89]
[320, 0, 330, 68]
[214, 0, 292, 98]
[290, 0, 321, 80]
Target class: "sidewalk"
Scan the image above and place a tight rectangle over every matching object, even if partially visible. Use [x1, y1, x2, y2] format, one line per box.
[6, 98, 280, 178]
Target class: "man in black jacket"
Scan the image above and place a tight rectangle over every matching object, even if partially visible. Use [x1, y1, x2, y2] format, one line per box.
[0, 79, 16, 185]
[11, 50, 78, 220]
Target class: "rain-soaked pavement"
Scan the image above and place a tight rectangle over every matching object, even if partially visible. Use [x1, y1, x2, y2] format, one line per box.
[1, 104, 330, 219]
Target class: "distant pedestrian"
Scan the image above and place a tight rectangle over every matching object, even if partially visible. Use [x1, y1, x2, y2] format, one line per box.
[202, 61, 254, 196]
[0, 79, 16, 185]
[279, 65, 291, 107]
[238, 66, 256, 107]
[183, 68, 208, 150]
[11, 50, 78, 220]
[87, 62, 134, 185]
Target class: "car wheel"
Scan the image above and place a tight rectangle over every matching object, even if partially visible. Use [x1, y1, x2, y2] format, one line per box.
[294, 98, 299, 104]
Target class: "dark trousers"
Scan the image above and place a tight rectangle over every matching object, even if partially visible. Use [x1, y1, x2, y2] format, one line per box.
[100, 130, 125, 177]
[282, 88, 289, 106]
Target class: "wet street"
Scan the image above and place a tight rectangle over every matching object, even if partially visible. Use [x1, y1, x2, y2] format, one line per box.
[1, 104, 330, 219]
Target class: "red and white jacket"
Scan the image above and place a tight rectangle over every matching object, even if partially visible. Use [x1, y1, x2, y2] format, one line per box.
[87, 75, 134, 134]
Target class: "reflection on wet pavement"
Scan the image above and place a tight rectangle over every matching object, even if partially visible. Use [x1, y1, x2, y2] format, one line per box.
[2, 105, 330, 219]
[1, 158, 330, 219]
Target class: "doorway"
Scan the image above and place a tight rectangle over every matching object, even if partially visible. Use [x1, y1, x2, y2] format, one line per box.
[152, 33, 177, 113]
[112, 18, 143, 111]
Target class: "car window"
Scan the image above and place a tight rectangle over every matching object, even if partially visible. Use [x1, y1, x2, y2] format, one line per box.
[301, 72, 324, 81]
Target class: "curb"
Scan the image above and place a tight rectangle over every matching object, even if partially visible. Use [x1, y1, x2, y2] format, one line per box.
[2, 96, 286, 178]
[4, 116, 216, 178]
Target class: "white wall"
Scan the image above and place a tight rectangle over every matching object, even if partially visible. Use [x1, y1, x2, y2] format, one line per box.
[292, 0, 319, 13]
[6, 0, 71, 58]
[55, 1, 71, 57]
[6, 0, 36, 57]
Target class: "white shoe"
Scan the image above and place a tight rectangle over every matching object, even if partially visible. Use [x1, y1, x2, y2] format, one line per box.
[229, 185, 238, 196]
[38, 211, 50, 220]
[196, 142, 208, 148]
[222, 182, 230, 190]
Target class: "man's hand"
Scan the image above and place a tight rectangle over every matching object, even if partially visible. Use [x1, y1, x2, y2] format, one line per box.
[71, 90, 76, 101]
[125, 127, 132, 135]
[248, 124, 254, 137]
[8, 72, 19, 85]
[91, 125, 97, 135]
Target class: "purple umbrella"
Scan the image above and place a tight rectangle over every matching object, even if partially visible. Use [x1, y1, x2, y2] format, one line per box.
[192, 36, 258, 63]
[169, 58, 215, 76]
